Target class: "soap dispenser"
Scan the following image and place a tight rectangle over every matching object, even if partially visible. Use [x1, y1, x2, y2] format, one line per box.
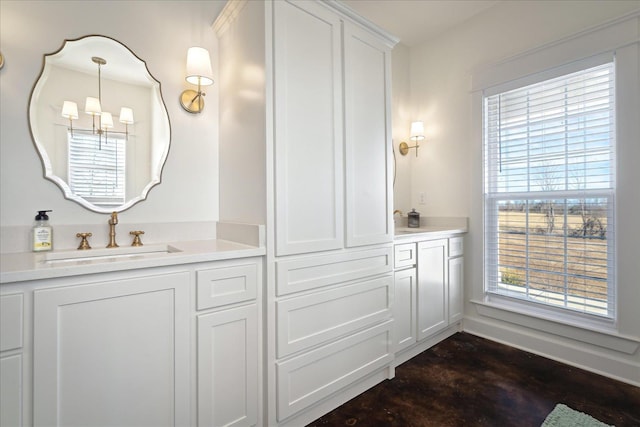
[32, 210, 53, 252]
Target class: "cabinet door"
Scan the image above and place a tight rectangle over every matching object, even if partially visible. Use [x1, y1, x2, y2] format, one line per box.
[33, 272, 190, 427]
[417, 239, 448, 340]
[344, 22, 393, 247]
[198, 304, 258, 427]
[449, 256, 464, 324]
[274, 0, 344, 256]
[394, 268, 417, 353]
[1, 354, 22, 427]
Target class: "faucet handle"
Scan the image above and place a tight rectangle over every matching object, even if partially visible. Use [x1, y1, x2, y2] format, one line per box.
[130, 230, 145, 247]
[76, 232, 93, 250]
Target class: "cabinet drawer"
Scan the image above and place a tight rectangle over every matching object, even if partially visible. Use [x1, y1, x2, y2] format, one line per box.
[276, 275, 392, 357]
[276, 320, 393, 421]
[449, 237, 464, 257]
[394, 243, 416, 269]
[196, 261, 259, 310]
[0, 294, 23, 352]
[276, 246, 392, 296]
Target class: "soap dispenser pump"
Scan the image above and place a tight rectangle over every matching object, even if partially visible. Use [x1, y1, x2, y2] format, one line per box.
[32, 210, 53, 252]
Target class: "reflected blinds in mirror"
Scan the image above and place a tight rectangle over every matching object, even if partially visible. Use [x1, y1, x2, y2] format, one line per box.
[68, 132, 126, 206]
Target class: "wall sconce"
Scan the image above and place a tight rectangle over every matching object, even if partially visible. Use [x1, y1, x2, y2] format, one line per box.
[399, 121, 425, 157]
[61, 56, 135, 147]
[180, 47, 214, 114]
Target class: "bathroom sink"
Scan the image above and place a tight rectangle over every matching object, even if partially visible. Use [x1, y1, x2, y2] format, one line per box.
[42, 244, 182, 265]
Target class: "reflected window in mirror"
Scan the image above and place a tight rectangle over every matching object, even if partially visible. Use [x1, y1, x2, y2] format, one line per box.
[68, 131, 126, 207]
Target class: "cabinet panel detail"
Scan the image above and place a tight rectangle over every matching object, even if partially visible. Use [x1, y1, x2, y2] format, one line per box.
[344, 23, 392, 247]
[417, 239, 448, 340]
[394, 268, 417, 352]
[0, 293, 23, 352]
[33, 272, 190, 427]
[394, 243, 417, 269]
[198, 304, 258, 427]
[197, 262, 258, 310]
[276, 320, 393, 421]
[276, 275, 392, 357]
[274, 0, 344, 256]
[0, 354, 22, 427]
[276, 246, 392, 296]
[449, 236, 464, 258]
[449, 256, 464, 324]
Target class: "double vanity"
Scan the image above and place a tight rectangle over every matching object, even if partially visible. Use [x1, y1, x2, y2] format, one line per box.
[0, 220, 465, 427]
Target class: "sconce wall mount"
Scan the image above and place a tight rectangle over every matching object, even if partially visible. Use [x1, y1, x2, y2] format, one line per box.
[399, 121, 425, 157]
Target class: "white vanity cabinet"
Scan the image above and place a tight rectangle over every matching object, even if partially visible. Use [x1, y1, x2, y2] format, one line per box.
[448, 237, 464, 324]
[0, 252, 263, 427]
[393, 234, 465, 365]
[1, 293, 24, 427]
[393, 244, 417, 353]
[417, 239, 449, 339]
[195, 260, 261, 427]
[33, 271, 191, 427]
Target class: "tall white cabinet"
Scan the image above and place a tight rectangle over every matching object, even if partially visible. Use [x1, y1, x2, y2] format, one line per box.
[272, 0, 392, 255]
[215, 1, 398, 425]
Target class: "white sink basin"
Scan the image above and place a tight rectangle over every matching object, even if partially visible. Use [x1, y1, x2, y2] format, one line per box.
[42, 244, 182, 265]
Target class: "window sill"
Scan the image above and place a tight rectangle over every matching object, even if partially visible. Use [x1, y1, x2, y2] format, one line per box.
[470, 298, 640, 355]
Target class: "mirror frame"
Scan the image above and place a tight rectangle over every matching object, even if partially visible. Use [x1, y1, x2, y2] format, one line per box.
[28, 34, 172, 213]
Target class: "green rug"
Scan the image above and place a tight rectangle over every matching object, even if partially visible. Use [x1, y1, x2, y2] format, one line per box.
[542, 404, 614, 427]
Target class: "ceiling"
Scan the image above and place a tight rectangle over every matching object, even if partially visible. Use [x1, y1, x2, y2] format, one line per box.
[342, 0, 501, 46]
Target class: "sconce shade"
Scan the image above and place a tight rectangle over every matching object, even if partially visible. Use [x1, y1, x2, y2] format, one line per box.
[410, 121, 425, 141]
[119, 107, 134, 124]
[61, 101, 79, 120]
[100, 112, 114, 130]
[85, 97, 102, 116]
[185, 47, 213, 86]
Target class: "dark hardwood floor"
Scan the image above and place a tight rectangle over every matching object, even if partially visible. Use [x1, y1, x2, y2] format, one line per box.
[308, 332, 640, 427]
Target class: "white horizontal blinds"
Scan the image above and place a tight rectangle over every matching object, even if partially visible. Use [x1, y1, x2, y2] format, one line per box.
[484, 61, 615, 318]
[68, 132, 126, 206]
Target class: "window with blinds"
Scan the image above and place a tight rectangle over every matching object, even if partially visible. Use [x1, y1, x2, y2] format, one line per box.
[68, 132, 126, 206]
[483, 61, 616, 319]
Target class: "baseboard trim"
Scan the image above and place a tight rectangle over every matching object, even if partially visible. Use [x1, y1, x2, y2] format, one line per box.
[394, 323, 461, 368]
[463, 315, 640, 387]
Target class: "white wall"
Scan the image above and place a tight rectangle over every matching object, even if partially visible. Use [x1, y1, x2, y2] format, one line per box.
[406, 0, 640, 384]
[0, 1, 224, 251]
[390, 43, 411, 215]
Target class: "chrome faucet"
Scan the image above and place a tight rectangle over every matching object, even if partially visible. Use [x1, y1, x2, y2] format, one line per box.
[107, 211, 119, 248]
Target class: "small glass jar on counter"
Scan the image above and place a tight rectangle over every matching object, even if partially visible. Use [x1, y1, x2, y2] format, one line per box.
[408, 209, 420, 228]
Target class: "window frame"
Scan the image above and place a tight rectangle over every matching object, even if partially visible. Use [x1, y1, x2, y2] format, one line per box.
[482, 59, 617, 324]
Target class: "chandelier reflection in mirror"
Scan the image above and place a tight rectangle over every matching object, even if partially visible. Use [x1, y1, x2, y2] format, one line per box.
[61, 56, 134, 149]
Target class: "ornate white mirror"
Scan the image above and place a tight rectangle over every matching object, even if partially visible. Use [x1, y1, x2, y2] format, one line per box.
[29, 35, 171, 213]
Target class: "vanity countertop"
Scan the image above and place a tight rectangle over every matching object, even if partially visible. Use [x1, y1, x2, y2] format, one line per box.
[0, 239, 265, 284]
[393, 216, 468, 241]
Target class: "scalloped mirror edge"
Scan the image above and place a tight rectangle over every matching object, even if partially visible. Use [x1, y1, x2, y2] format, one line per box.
[28, 34, 171, 213]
